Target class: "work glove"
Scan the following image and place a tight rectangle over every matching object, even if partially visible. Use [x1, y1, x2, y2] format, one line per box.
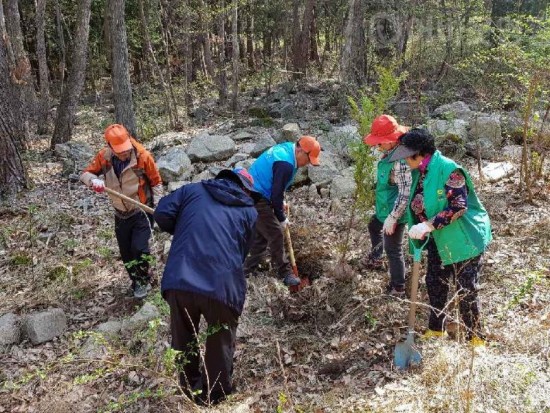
[279, 218, 290, 229]
[408, 222, 434, 240]
[91, 178, 105, 193]
[383, 215, 397, 235]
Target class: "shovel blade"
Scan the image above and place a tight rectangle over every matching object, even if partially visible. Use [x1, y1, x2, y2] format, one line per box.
[394, 334, 422, 370]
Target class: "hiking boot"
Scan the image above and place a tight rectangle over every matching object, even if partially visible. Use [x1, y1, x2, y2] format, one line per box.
[134, 283, 152, 299]
[385, 283, 405, 297]
[359, 256, 386, 271]
[421, 329, 448, 340]
[283, 273, 301, 287]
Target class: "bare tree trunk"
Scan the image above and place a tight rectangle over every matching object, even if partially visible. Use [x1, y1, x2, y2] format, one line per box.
[246, 10, 255, 71]
[5, 0, 36, 118]
[340, 0, 366, 85]
[35, 0, 50, 135]
[0, 26, 28, 197]
[138, 0, 178, 126]
[217, 0, 228, 104]
[108, 0, 136, 136]
[158, 0, 180, 123]
[54, 0, 66, 93]
[51, 0, 92, 148]
[198, 0, 214, 79]
[181, 0, 193, 107]
[231, 0, 239, 111]
[309, 4, 320, 63]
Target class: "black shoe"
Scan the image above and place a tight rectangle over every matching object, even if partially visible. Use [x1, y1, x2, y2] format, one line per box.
[360, 256, 386, 271]
[385, 283, 405, 297]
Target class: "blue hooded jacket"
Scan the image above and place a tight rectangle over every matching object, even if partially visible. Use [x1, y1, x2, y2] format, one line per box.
[153, 179, 258, 315]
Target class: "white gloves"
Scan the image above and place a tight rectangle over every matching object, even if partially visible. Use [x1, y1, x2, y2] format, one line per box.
[383, 215, 397, 235]
[409, 222, 434, 239]
[280, 218, 290, 229]
[91, 178, 105, 193]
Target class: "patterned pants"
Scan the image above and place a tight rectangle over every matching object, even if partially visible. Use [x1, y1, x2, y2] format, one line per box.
[425, 239, 483, 340]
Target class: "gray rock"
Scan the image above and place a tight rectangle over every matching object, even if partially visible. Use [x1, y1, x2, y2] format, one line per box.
[192, 169, 215, 183]
[427, 119, 468, 157]
[482, 162, 515, 183]
[146, 132, 188, 153]
[190, 106, 210, 122]
[156, 146, 192, 183]
[391, 100, 429, 124]
[330, 171, 356, 199]
[96, 320, 123, 337]
[23, 308, 67, 345]
[293, 167, 309, 186]
[500, 112, 524, 143]
[307, 152, 341, 184]
[80, 335, 109, 360]
[121, 303, 160, 333]
[186, 132, 236, 162]
[281, 123, 301, 143]
[235, 158, 256, 170]
[0, 313, 21, 345]
[321, 125, 361, 159]
[330, 198, 343, 212]
[248, 135, 277, 158]
[501, 145, 523, 160]
[232, 131, 255, 141]
[469, 114, 502, 144]
[308, 184, 319, 200]
[167, 181, 189, 192]
[224, 153, 249, 168]
[465, 138, 498, 159]
[55, 141, 94, 176]
[433, 101, 472, 121]
[269, 102, 295, 119]
[320, 188, 330, 198]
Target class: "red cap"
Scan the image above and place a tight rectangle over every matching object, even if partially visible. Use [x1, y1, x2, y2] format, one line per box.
[298, 135, 321, 166]
[363, 115, 408, 146]
[105, 124, 132, 153]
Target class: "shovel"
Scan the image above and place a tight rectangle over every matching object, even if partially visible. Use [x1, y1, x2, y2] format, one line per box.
[394, 236, 429, 370]
[103, 187, 155, 215]
[283, 204, 310, 293]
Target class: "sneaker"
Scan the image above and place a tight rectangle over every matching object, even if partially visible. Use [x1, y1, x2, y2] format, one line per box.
[283, 273, 301, 287]
[133, 283, 152, 299]
[385, 283, 405, 297]
[421, 329, 448, 340]
[360, 256, 385, 271]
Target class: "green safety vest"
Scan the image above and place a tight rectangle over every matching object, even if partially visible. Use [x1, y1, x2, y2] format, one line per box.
[375, 148, 407, 224]
[408, 150, 492, 265]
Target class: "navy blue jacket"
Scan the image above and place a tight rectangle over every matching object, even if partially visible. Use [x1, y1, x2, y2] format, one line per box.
[154, 179, 258, 315]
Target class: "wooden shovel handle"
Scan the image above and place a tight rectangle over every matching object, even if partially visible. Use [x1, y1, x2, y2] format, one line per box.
[284, 226, 297, 268]
[104, 187, 155, 215]
[407, 260, 421, 329]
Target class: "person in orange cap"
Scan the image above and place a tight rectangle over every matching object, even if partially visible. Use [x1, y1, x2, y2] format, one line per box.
[80, 124, 164, 298]
[362, 115, 411, 296]
[244, 136, 320, 286]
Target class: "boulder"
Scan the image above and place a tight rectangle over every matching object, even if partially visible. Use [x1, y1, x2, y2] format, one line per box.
[307, 152, 341, 184]
[54, 141, 94, 176]
[482, 162, 515, 183]
[280, 123, 301, 143]
[248, 135, 277, 158]
[232, 130, 255, 141]
[121, 303, 160, 333]
[192, 169, 215, 183]
[268, 102, 295, 119]
[0, 313, 21, 346]
[330, 168, 356, 199]
[320, 125, 361, 159]
[427, 119, 468, 157]
[293, 167, 309, 186]
[167, 181, 189, 192]
[433, 101, 472, 121]
[224, 153, 250, 168]
[391, 100, 429, 124]
[500, 112, 524, 144]
[235, 158, 256, 170]
[23, 308, 67, 345]
[146, 132, 188, 153]
[466, 114, 503, 159]
[501, 145, 523, 160]
[186, 132, 236, 162]
[308, 184, 319, 200]
[156, 146, 192, 182]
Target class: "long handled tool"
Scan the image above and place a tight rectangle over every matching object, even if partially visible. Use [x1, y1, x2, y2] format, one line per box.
[104, 187, 155, 214]
[283, 204, 310, 293]
[394, 236, 429, 370]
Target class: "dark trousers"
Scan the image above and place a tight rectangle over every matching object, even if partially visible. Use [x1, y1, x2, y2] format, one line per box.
[114, 212, 152, 287]
[164, 290, 238, 404]
[244, 199, 291, 279]
[425, 239, 483, 339]
[367, 215, 406, 287]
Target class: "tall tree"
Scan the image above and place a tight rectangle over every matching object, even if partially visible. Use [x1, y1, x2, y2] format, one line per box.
[51, 0, 92, 148]
[231, 0, 239, 110]
[0, 7, 27, 197]
[340, 0, 366, 85]
[108, 0, 136, 136]
[291, 0, 316, 78]
[36, 0, 50, 134]
[217, 0, 228, 104]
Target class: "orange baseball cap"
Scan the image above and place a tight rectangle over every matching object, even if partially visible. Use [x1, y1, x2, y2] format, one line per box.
[363, 115, 408, 146]
[298, 135, 321, 166]
[104, 124, 133, 153]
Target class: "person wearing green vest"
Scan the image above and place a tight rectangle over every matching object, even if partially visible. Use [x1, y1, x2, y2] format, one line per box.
[362, 115, 412, 297]
[389, 128, 492, 346]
